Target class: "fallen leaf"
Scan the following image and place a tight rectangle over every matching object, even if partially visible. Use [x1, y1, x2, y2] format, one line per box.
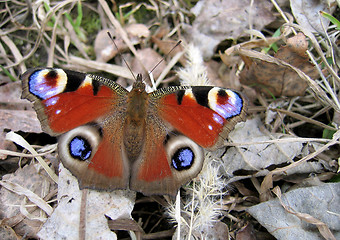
[239, 33, 319, 96]
[0, 82, 42, 158]
[0, 110, 41, 134]
[95, 24, 150, 62]
[291, 0, 337, 33]
[151, 37, 186, 65]
[0, 163, 56, 238]
[0, 82, 25, 107]
[184, 0, 275, 58]
[0, 224, 21, 240]
[125, 23, 150, 40]
[94, 28, 120, 62]
[221, 117, 325, 184]
[0, 81, 42, 134]
[247, 183, 340, 240]
[236, 223, 256, 240]
[131, 48, 167, 83]
[38, 164, 135, 240]
[206, 221, 230, 239]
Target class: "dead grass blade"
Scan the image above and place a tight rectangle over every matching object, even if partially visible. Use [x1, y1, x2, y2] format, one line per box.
[5, 132, 58, 184]
[260, 130, 340, 201]
[271, 108, 337, 131]
[0, 180, 53, 216]
[69, 55, 134, 79]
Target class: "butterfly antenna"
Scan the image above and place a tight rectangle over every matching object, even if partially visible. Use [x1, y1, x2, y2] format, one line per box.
[107, 31, 137, 81]
[146, 40, 182, 82]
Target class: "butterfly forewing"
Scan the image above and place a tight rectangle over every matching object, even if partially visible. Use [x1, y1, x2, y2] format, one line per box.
[152, 86, 247, 150]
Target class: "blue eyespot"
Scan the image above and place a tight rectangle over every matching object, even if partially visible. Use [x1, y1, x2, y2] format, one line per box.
[172, 147, 194, 171]
[215, 91, 244, 119]
[69, 137, 92, 161]
[28, 69, 67, 100]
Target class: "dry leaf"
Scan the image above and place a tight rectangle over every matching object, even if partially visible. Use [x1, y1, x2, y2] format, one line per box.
[0, 82, 42, 158]
[236, 223, 256, 240]
[151, 37, 186, 65]
[131, 48, 167, 82]
[247, 183, 340, 239]
[38, 164, 135, 240]
[0, 224, 21, 240]
[240, 33, 319, 96]
[125, 23, 150, 39]
[0, 163, 56, 238]
[95, 24, 150, 62]
[0, 82, 25, 107]
[94, 28, 121, 62]
[0, 109, 42, 159]
[291, 0, 337, 33]
[184, 0, 275, 58]
[0, 81, 42, 133]
[0, 110, 42, 134]
[221, 117, 325, 183]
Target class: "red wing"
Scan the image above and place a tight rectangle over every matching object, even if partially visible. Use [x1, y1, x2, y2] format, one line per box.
[129, 123, 174, 195]
[21, 68, 128, 135]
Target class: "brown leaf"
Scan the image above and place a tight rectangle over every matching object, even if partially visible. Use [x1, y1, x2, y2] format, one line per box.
[0, 82, 42, 158]
[0, 164, 57, 238]
[0, 110, 42, 134]
[125, 23, 150, 40]
[151, 37, 186, 65]
[131, 48, 167, 82]
[0, 224, 21, 240]
[240, 33, 319, 96]
[236, 223, 257, 240]
[95, 24, 150, 62]
[291, 0, 337, 33]
[94, 28, 122, 62]
[184, 0, 275, 58]
[108, 218, 143, 233]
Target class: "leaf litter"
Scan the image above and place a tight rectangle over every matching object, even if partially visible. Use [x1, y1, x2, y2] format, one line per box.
[0, 0, 339, 239]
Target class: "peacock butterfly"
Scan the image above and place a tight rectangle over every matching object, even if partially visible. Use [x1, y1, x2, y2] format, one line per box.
[21, 68, 247, 196]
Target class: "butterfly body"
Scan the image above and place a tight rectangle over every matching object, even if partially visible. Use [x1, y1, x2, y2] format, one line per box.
[21, 68, 247, 196]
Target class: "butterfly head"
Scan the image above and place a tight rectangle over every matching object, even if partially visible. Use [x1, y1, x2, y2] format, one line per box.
[132, 73, 146, 93]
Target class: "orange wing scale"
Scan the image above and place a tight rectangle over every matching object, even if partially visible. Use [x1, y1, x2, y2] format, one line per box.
[159, 94, 226, 148]
[42, 85, 115, 133]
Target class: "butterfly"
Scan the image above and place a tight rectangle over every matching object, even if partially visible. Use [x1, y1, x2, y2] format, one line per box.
[21, 68, 247, 196]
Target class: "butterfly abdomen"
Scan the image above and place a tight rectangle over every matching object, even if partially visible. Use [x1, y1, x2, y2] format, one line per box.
[122, 80, 150, 161]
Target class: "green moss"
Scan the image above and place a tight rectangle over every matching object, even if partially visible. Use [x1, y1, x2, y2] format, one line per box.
[81, 11, 101, 35]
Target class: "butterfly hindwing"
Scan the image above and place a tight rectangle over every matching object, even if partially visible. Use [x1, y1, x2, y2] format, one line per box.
[128, 103, 205, 195]
[58, 123, 129, 190]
